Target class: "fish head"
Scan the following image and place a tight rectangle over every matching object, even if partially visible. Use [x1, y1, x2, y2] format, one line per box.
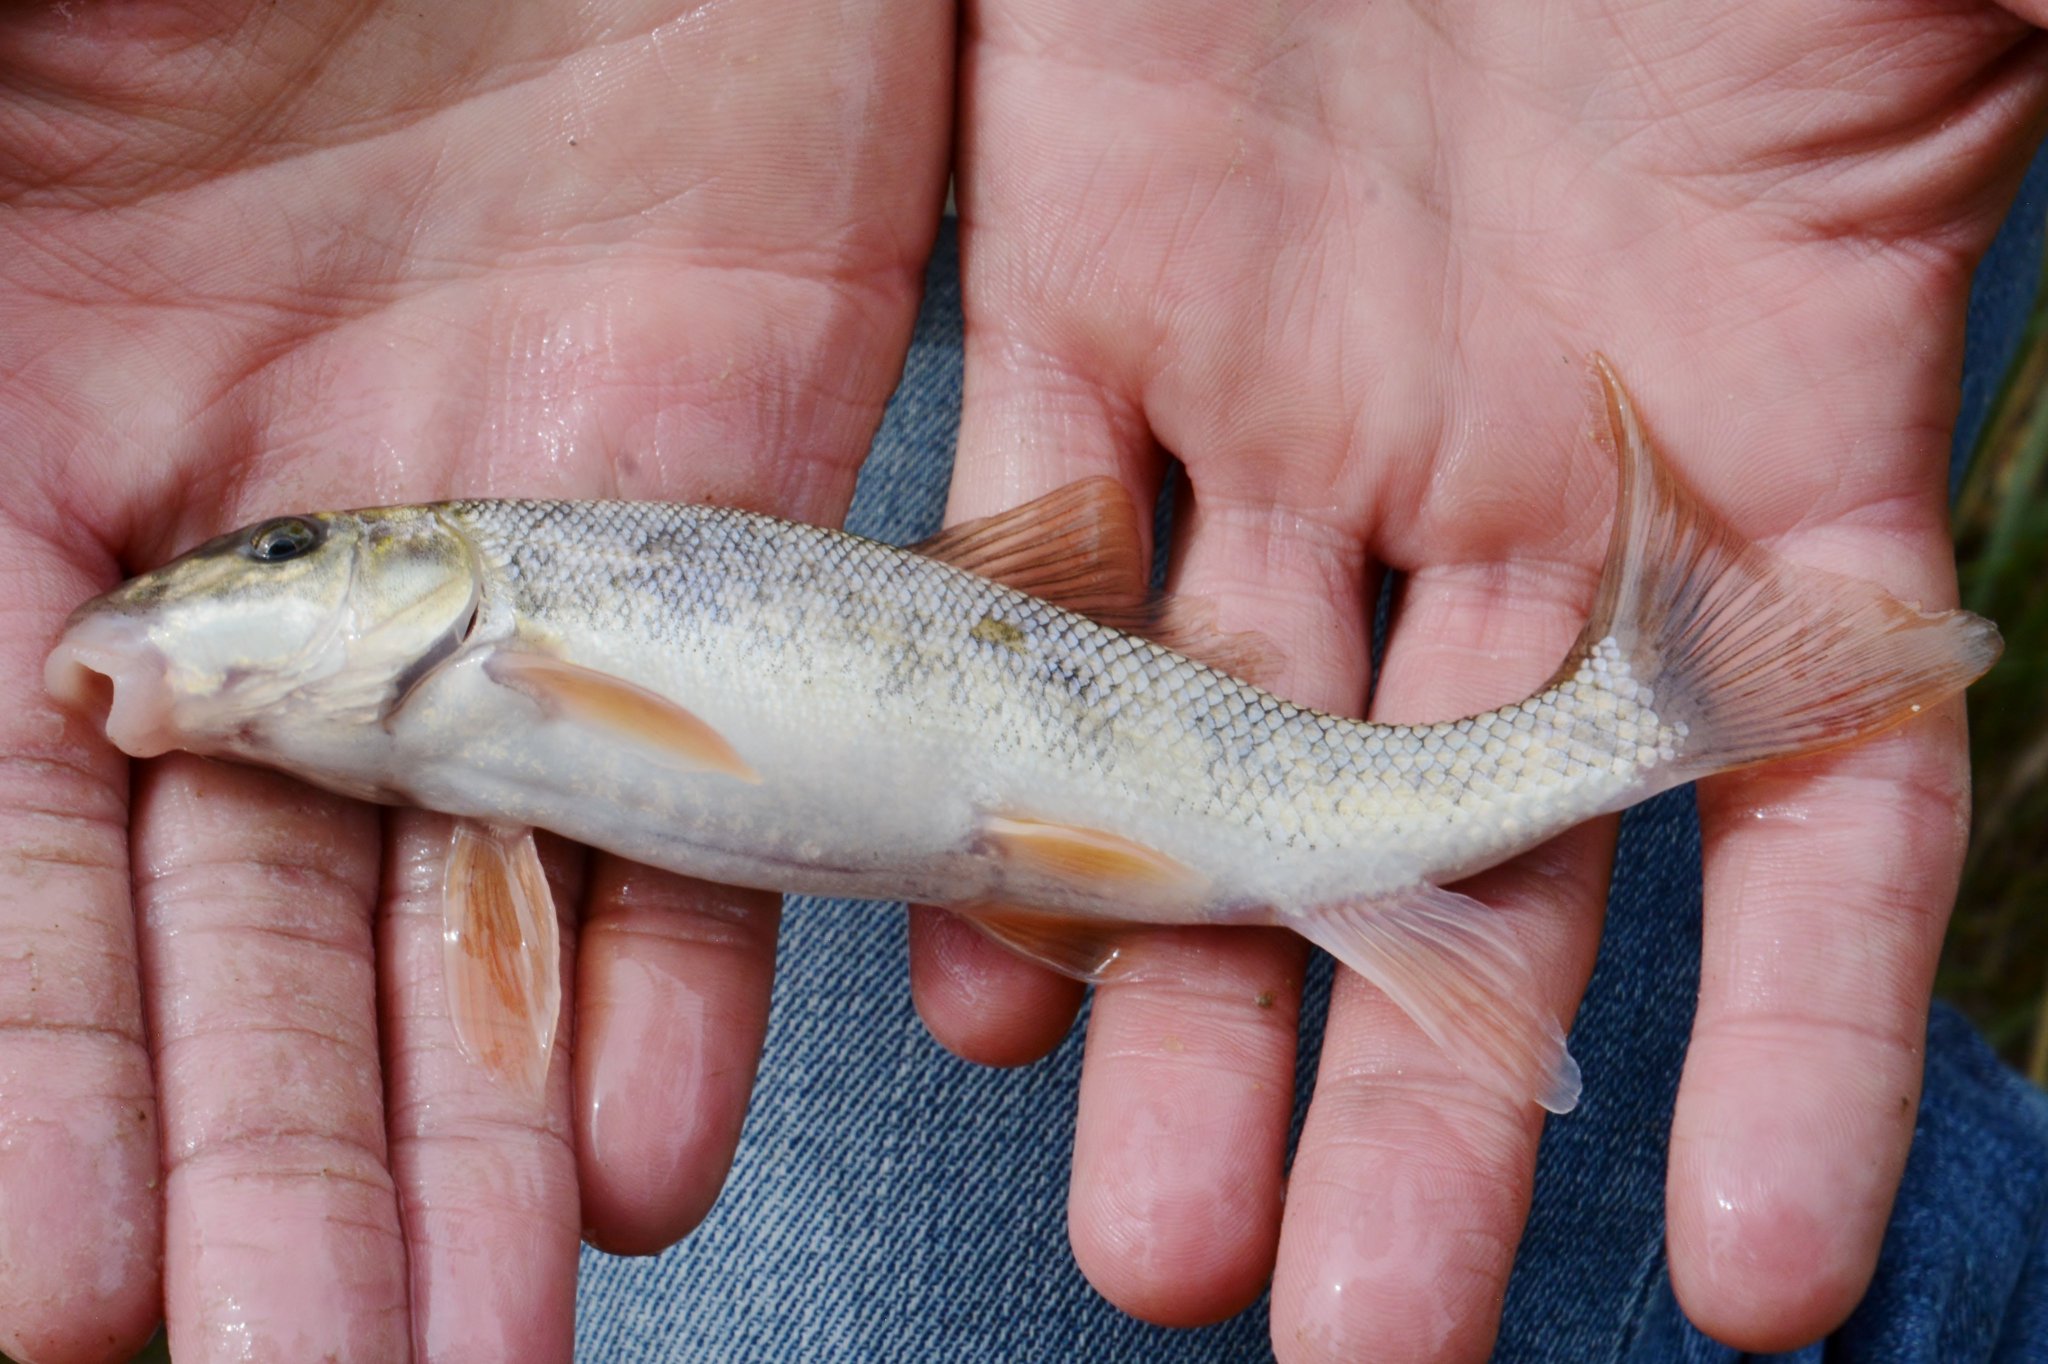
[44, 506, 481, 787]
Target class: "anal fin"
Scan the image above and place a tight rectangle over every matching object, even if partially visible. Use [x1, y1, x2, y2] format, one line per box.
[442, 818, 562, 1105]
[1297, 882, 1581, 1114]
[954, 902, 1141, 984]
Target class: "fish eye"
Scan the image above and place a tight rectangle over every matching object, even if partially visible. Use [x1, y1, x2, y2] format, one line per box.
[245, 518, 322, 564]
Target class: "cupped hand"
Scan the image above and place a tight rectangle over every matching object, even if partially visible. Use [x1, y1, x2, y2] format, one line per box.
[0, 2, 948, 1360]
[921, 1, 2048, 1358]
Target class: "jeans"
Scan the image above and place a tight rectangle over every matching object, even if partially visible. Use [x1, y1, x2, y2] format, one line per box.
[574, 142, 2048, 1361]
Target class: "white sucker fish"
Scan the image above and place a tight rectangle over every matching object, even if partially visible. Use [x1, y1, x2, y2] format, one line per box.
[43, 361, 2001, 1112]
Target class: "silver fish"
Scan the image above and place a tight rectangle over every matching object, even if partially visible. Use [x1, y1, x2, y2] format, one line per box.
[43, 361, 2001, 1110]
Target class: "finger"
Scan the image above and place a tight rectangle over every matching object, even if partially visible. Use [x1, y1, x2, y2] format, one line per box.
[382, 813, 581, 1364]
[132, 757, 407, 1364]
[907, 904, 1084, 1067]
[1273, 827, 1608, 1363]
[569, 393, 881, 1246]
[1069, 929, 1305, 1323]
[1669, 525, 1970, 1351]
[1270, 555, 1609, 1364]
[1065, 480, 1374, 1323]
[904, 328, 1159, 1065]
[575, 862, 778, 1253]
[0, 529, 160, 1364]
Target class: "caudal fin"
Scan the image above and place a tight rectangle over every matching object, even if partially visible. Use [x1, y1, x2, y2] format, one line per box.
[1573, 356, 2001, 783]
[1298, 362, 1996, 1117]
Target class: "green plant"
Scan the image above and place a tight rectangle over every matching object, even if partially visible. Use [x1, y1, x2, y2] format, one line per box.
[1943, 261, 2048, 1086]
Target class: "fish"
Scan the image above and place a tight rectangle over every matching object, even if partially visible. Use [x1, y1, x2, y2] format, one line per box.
[42, 360, 2002, 1113]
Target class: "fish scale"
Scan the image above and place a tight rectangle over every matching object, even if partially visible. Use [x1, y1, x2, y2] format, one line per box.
[443, 497, 1668, 866]
[44, 359, 1999, 1113]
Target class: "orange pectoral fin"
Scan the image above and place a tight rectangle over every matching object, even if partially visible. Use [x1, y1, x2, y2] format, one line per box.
[442, 819, 562, 1105]
[982, 815, 1208, 898]
[484, 650, 760, 783]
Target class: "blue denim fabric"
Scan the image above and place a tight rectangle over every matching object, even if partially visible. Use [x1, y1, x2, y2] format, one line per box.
[576, 144, 2048, 1361]
[1955, 133, 2048, 495]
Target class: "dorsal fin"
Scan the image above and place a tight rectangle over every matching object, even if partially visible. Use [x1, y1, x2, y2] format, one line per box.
[912, 478, 1277, 685]
[911, 478, 1149, 620]
[1139, 596, 1279, 689]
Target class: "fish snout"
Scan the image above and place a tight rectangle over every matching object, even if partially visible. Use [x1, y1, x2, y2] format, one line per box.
[44, 610, 179, 758]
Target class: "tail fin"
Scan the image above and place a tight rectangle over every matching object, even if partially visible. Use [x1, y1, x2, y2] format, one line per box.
[1574, 356, 2001, 783]
[1297, 362, 1997, 1117]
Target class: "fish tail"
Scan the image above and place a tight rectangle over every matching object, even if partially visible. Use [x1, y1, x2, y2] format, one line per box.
[1291, 362, 2001, 1117]
[1569, 356, 2001, 784]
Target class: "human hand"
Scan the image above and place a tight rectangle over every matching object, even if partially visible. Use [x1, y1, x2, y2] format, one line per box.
[0, 2, 947, 1359]
[919, 2, 2048, 1357]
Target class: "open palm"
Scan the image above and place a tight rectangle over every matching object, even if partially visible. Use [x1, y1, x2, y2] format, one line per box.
[922, 1, 2048, 1358]
[0, 3, 947, 1360]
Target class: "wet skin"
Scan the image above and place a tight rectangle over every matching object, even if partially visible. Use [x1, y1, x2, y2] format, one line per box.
[0, 3, 950, 1360]
[918, 2, 2048, 1359]
[4, 1, 2048, 1362]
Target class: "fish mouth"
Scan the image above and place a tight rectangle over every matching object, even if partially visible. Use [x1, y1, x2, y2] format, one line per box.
[43, 612, 180, 759]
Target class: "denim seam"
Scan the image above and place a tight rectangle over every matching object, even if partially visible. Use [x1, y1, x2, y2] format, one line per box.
[1613, 1230, 1673, 1363]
